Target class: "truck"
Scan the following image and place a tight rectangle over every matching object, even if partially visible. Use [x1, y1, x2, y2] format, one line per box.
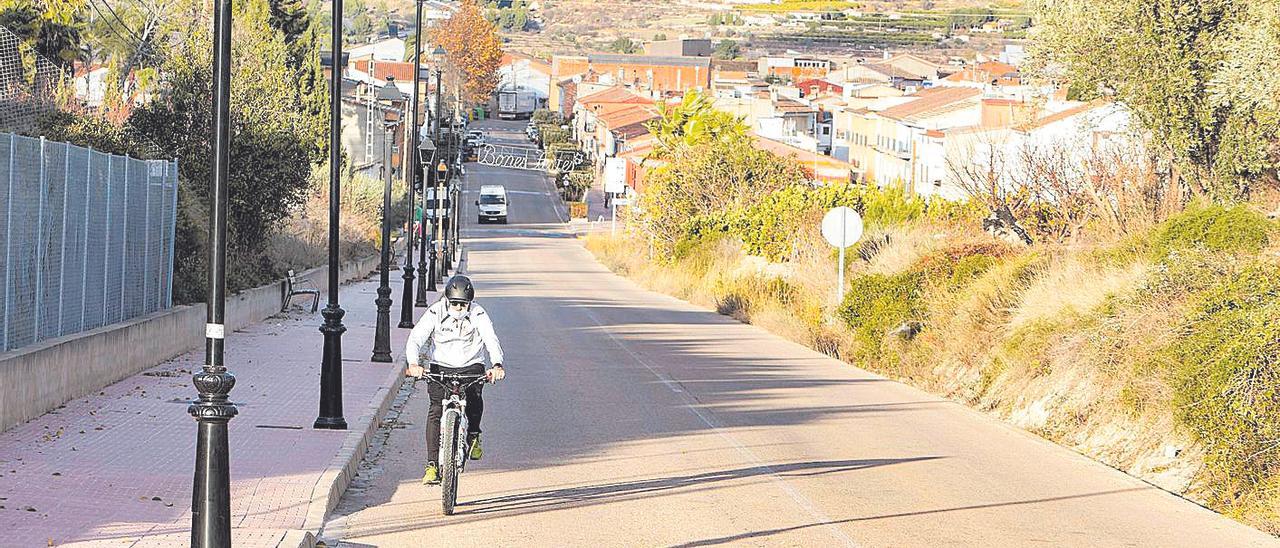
[497, 87, 536, 120]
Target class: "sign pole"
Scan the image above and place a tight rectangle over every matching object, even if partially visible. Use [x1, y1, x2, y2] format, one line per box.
[611, 197, 616, 236]
[821, 206, 863, 307]
[837, 237, 845, 304]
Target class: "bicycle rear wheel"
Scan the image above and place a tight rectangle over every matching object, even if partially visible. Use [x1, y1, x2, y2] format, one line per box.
[440, 410, 461, 515]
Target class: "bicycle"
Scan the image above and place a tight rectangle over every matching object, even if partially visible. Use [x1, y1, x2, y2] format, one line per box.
[419, 368, 490, 515]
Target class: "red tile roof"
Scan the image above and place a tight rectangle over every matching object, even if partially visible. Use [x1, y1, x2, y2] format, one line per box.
[878, 87, 980, 121]
[355, 59, 415, 83]
[577, 86, 652, 107]
[598, 104, 660, 129]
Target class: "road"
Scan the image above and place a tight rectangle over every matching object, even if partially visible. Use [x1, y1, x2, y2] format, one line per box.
[320, 120, 1277, 547]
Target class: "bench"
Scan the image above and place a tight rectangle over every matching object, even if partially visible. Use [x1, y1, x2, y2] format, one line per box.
[282, 269, 320, 313]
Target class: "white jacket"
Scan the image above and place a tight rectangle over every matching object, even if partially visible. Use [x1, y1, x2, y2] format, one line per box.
[405, 299, 505, 369]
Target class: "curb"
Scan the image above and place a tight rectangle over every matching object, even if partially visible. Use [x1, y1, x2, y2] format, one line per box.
[292, 354, 408, 547]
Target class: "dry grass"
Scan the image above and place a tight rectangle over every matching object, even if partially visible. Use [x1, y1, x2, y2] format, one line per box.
[582, 217, 1255, 525]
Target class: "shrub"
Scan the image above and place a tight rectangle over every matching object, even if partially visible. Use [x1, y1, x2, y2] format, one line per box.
[1151, 204, 1274, 259]
[1158, 263, 1280, 513]
[949, 254, 997, 288]
[837, 271, 925, 361]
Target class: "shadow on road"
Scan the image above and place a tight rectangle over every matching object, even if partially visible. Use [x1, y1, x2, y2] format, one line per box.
[328, 457, 941, 539]
[669, 487, 1149, 547]
[457, 457, 942, 516]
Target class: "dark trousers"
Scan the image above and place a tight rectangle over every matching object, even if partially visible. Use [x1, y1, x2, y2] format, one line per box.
[426, 363, 485, 463]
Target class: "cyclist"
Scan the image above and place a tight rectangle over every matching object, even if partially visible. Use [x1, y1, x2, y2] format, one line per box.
[405, 275, 506, 485]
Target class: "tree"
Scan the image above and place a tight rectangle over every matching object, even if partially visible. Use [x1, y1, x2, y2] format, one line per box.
[640, 138, 805, 256]
[125, 0, 324, 301]
[638, 91, 800, 255]
[645, 90, 748, 161]
[1029, 0, 1279, 200]
[431, 0, 504, 106]
[0, 0, 87, 71]
[713, 39, 739, 60]
[653, 32, 667, 41]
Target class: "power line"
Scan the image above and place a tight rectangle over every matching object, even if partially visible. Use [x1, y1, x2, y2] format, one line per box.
[87, 0, 148, 52]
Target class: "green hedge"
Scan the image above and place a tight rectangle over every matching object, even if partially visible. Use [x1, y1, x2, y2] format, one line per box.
[1151, 204, 1274, 259]
[1160, 263, 1280, 510]
[683, 184, 928, 262]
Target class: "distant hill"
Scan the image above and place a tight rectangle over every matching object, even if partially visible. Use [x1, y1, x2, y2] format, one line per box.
[503, 0, 1028, 60]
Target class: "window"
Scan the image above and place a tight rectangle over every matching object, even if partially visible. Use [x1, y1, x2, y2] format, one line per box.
[480, 195, 505, 205]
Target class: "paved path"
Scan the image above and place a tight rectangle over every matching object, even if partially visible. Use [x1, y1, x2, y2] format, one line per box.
[320, 119, 1278, 547]
[0, 261, 427, 546]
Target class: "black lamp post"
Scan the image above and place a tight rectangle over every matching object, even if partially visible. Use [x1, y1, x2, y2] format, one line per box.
[190, 0, 236, 543]
[372, 80, 402, 362]
[422, 134, 442, 303]
[416, 47, 446, 306]
[403, 140, 436, 327]
[433, 159, 448, 283]
[455, 166, 465, 257]
[441, 166, 453, 275]
[315, 0, 347, 431]
[400, 1, 425, 325]
[417, 138, 440, 296]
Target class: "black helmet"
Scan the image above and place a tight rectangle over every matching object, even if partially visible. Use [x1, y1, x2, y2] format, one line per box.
[443, 275, 474, 303]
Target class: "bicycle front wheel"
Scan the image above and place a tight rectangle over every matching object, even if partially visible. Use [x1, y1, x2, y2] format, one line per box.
[440, 410, 461, 515]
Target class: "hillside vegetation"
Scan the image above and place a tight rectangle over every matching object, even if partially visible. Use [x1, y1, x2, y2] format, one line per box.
[588, 185, 1280, 531]
[585, 72, 1280, 529]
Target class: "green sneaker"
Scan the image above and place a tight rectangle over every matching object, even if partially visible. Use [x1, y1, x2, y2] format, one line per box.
[468, 433, 483, 461]
[422, 462, 440, 485]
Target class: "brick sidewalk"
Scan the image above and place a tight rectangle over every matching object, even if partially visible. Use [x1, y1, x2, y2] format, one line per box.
[0, 268, 431, 547]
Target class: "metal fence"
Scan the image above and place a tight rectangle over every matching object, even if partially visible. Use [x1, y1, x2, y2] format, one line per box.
[0, 25, 64, 133]
[0, 133, 179, 352]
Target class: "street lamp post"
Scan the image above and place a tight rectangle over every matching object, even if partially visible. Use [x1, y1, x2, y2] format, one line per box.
[434, 159, 448, 283]
[400, 0, 425, 323]
[452, 171, 461, 260]
[190, 0, 236, 543]
[414, 137, 440, 300]
[416, 49, 445, 305]
[315, 0, 347, 431]
[422, 130, 442, 303]
[371, 80, 402, 362]
[441, 166, 453, 274]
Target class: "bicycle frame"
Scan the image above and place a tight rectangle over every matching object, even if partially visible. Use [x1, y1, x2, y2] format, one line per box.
[424, 372, 487, 470]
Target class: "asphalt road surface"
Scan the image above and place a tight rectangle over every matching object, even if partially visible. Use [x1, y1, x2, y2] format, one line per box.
[321, 120, 1277, 547]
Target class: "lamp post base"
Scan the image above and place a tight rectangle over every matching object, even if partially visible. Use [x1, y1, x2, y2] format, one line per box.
[415, 256, 429, 306]
[398, 264, 417, 328]
[371, 284, 393, 362]
[314, 304, 348, 430]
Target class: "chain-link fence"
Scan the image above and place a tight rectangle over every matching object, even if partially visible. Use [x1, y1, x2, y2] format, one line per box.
[0, 25, 65, 133]
[0, 132, 178, 353]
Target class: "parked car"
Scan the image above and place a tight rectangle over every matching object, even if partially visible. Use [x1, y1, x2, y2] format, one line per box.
[476, 184, 508, 224]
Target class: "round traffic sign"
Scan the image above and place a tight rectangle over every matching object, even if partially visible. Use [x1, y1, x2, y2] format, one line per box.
[821, 207, 864, 249]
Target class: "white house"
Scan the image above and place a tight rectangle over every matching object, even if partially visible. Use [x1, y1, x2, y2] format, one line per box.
[942, 101, 1138, 201]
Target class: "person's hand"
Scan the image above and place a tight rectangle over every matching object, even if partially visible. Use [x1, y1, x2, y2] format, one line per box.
[486, 365, 505, 383]
[407, 364, 425, 378]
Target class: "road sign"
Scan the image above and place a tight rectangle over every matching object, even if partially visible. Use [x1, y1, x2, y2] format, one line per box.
[821, 207, 864, 304]
[821, 207, 864, 249]
[604, 158, 627, 194]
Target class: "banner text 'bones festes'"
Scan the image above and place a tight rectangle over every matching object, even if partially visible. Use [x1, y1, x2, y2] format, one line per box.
[476, 144, 583, 172]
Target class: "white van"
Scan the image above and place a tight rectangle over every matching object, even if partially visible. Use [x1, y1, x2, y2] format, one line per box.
[476, 185, 508, 224]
